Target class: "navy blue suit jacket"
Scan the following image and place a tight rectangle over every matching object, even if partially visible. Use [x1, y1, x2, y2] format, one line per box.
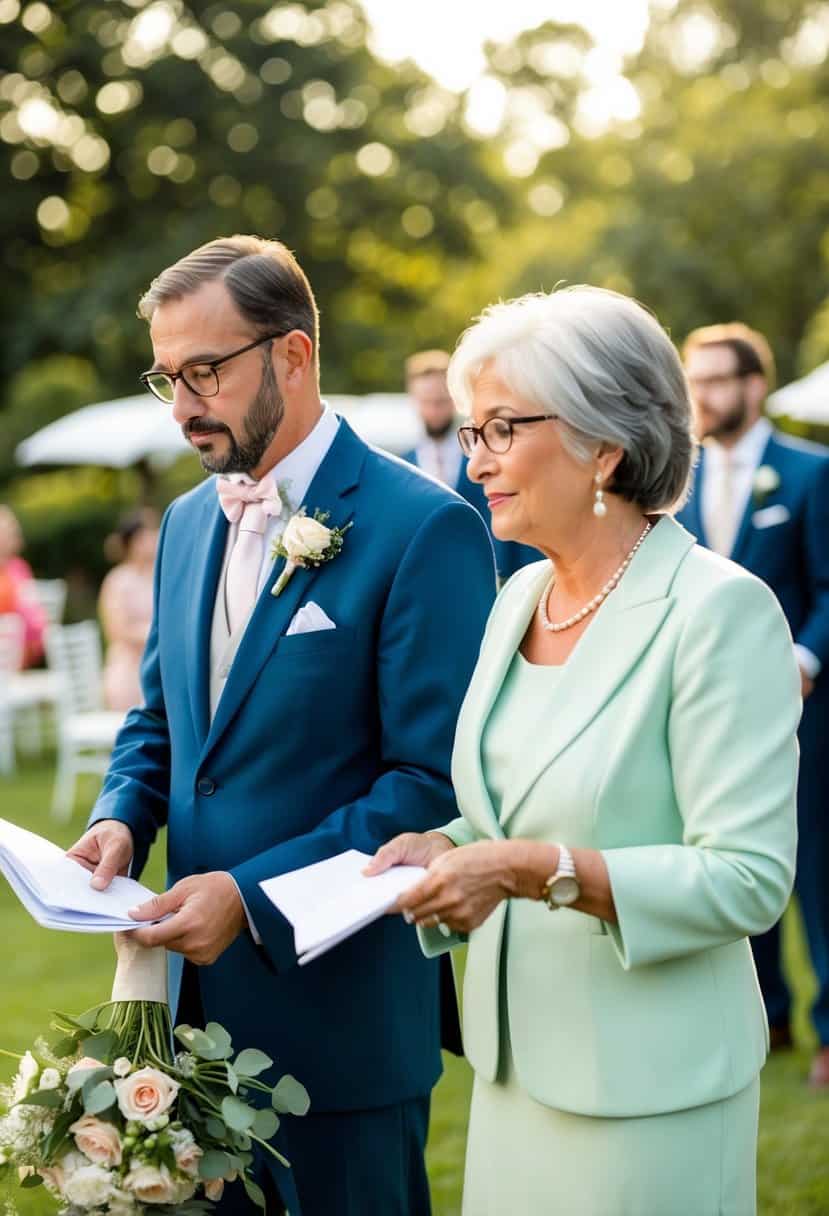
[400, 448, 539, 581]
[676, 429, 829, 779]
[91, 420, 496, 1118]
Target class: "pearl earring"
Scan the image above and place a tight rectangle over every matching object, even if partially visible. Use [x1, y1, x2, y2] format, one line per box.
[593, 473, 607, 518]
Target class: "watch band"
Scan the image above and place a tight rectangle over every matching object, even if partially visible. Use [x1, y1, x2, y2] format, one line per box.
[541, 844, 578, 911]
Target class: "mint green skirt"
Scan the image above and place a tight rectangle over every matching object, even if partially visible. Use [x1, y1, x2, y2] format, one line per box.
[462, 1035, 760, 1216]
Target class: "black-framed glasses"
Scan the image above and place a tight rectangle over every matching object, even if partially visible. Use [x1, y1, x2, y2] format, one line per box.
[139, 332, 284, 404]
[457, 414, 559, 457]
[686, 371, 751, 393]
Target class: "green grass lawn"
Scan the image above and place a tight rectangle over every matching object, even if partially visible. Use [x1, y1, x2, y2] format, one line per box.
[0, 758, 827, 1214]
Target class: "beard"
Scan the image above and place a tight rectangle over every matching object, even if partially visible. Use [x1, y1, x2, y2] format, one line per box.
[699, 391, 748, 442]
[424, 416, 456, 440]
[186, 354, 284, 475]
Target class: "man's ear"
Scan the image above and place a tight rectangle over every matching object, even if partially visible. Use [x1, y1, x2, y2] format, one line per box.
[278, 330, 315, 384]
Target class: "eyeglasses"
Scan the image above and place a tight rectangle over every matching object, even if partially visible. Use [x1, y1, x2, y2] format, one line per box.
[686, 371, 751, 392]
[139, 332, 284, 404]
[457, 414, 559, 457]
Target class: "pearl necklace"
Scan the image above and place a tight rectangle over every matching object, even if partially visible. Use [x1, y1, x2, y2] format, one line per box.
[538, 521, 652, 633]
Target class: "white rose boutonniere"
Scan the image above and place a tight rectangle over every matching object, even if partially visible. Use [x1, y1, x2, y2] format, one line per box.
[271, 508, 352, 597]
[752, 464, 780, 505]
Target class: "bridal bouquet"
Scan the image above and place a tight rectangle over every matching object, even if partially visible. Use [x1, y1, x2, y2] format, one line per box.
[0, 939, 309, 1215]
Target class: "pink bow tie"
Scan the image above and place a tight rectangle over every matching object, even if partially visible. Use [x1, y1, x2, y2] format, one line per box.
[216, 475, 283, 524]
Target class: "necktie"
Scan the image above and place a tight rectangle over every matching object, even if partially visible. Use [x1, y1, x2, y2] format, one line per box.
[708, 450, 738, 557]
[216, 475, 283, 633]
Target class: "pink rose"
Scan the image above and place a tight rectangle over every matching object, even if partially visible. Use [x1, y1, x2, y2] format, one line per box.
[114, 1067, 179, 1125]
[204, 1177, 225, 1202]
[69, 1114, 123, 1167]
[123, 1163, 177, 1204]
[171, 1131, 203, 1178]
[66, 1057, 105, 1086]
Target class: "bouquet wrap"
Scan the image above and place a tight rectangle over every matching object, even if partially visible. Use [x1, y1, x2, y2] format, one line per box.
[111, 932, 168, 1004]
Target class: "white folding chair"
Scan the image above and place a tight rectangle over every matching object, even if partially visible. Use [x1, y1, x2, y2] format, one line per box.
[0, 615, 24, 776]
[22, 578, 68, 626]
[6, 581, 67, 755]
[45, 622, 125, 820]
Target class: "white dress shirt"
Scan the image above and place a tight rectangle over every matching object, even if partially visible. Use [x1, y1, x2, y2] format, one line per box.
[212, 404, 339, 942]
[415, 431, 462, 491]
[702, 416, 819, 678]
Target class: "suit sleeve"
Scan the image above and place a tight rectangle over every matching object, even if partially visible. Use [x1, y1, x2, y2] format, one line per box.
[231, 498, 497, 971]
[87, 507, 173, 873]
[794, 455, 829, 668]
[602, 574, 800, 969]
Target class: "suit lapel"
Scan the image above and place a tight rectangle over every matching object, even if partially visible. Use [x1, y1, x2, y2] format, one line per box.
[730, 434, 776, 566]
[683, 453, 708, 547]
[187, 491, 229, 744]
[200, 419, 365, 762]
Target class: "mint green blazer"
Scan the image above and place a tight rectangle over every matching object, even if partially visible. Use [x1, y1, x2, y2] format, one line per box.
[420, 516, 800, 1117]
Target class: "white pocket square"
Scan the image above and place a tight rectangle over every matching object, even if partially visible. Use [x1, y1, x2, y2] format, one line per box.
[752, 504, 790, 529]
[286, 601, 337, 636]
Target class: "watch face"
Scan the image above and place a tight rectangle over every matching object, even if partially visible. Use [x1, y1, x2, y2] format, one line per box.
[550, 876, 580, 906]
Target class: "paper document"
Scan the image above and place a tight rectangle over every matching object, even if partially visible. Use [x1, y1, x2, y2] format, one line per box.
[0, 816, 158, 932]
[259, 849, 426, 965]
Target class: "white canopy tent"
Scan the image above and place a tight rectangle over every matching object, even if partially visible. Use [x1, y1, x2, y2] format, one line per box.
[767, 362, 829, 425]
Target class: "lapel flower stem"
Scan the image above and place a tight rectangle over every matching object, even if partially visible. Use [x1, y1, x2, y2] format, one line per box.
[272, 560, 297, 597]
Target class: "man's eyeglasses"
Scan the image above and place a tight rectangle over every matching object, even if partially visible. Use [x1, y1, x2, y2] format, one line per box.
[139, 332, 284, 404]
[686, 371, 751, 392]
[457, 414, 559, 457]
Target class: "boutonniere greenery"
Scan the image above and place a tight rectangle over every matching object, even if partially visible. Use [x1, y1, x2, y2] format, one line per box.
[752, 464, 780, 506]
[270, 509, 352, 597]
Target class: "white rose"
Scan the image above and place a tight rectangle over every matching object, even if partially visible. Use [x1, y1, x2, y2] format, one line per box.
[754, 465, 780, 494]
[113, 1058, 132, 1078]
[62, 1162, 114, 1207]
[66, 1057, 106, 1090]
[114, 1067, 179, 1125]
[106, 1189, 137, 1216]
[38, 1068, 61, 1091]
[69, 1114, 123, 1167]
[204, 1177, 225, 1201]
[123, 1162, 177, 1204]
[281, 514, 332, 560]
[171, 1129, 202, 1178]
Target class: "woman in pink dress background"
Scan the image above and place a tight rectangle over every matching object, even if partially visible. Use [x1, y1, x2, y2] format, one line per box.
[0, 505, 47, 668]
[98, 509, 159, 711]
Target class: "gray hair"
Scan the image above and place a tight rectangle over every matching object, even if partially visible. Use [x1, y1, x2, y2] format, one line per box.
[137, 234, 319, 362]
[448, 285, 696, 512]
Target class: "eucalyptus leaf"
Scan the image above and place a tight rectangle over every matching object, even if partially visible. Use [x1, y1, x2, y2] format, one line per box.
[233, 1048, 273, 1078]
[225, 1062, 239, 1094]
[252, 1108, 279, 1140]
[83, 1079, 116, 1115]
[80, 1029, 117, 1060]
[221, 1095, 256, 1131]
[51, 1035, 80, 1058]
[205, 1116, 227, 1140]
[20, 1173, 43, 1189]
[18, 1089, 63, 1109]
[201, 1022, 233, 1060]
[69, 1065, 113, 1094]
[198, 1149, 231, 1181]
[243, 1176, 266, 1210]
[271, 1075, 311, 1116]
[176, 1027, 217, 1059]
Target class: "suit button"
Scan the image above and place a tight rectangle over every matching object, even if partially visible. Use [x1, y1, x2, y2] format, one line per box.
[197, 777, 216, 796]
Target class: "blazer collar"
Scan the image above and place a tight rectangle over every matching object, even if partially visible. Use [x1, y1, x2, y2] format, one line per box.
[193, 418, 365, 761]
[456, 515, 695, 832]
[729, 431, 777, 565]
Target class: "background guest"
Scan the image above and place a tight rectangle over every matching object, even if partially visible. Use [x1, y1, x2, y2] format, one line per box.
[678, 322, 829, 1088]
[98, 508, 159, 711]
[0, 504, 46, 668]
[402, 349, 538, 582]
[370, 287, 800, 1216]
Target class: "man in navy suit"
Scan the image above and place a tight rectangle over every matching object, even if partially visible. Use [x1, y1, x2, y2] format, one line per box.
[401, 350, 538, 583]
[677, 322, 829, 1088]
[68, 236, 496, 1213]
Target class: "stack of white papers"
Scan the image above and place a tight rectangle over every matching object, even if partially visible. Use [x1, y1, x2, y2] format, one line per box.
[0, 817, 158, 932]
[260, 849, 425, 965]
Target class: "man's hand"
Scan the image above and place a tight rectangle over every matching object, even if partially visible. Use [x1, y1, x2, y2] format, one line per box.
[67, 821, 134, 891]
[800, 667, 815, 699]
[128, 873, 247, 966]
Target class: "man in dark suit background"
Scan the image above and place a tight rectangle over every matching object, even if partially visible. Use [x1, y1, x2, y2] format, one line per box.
[401, 350, 538, 583]
[677, 322, 829, 1088]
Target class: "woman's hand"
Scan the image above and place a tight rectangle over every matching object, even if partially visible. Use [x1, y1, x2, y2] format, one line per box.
[364, 831, 455, 876]
[396, 840, 527, 935]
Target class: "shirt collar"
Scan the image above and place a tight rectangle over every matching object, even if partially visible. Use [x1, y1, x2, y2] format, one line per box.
[705, 416, 772, 468]
[224, 403, 339, 511]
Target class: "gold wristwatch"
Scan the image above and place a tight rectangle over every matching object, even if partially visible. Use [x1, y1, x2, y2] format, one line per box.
[541, 844, 580, 910]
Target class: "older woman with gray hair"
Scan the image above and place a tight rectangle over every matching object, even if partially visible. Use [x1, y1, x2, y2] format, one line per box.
[368, 286, 800, 1214]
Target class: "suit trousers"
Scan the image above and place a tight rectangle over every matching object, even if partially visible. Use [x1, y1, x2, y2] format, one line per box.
[178, 962, 433, 1216]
